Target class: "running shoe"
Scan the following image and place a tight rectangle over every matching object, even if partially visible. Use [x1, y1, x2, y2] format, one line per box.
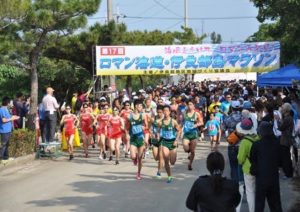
[167, 176, 173, 183]
[69, 154, 74, 160]
[103, 152, 107, 159]
[125, 153, 129, 158]
[115, 160, 119, 165]
[109, 156, 113, 161]
[92, 144, 95, 148]
[136, 173, 142, 180]
[156, 172, 161, 179]
[188, 164, 193, 171]
[98, 154, 103, 160]
[132, 157, 138, 165]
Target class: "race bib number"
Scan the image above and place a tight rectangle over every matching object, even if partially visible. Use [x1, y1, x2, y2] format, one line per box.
[132, 125, 143, 135]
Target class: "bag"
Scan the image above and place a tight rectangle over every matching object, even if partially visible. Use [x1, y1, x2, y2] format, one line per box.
[226, 131, 239, 145]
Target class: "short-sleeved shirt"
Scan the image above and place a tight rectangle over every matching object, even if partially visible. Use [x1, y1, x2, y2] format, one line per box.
[205, 120, 220, 136]
[42, 94, 59, 112]
[0, 107, 13, 133]
[220, 101, 231, 115]
[215, 112, 224, 125]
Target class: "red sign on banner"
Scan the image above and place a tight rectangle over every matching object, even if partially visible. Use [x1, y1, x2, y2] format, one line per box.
[100, 47, 125, 56]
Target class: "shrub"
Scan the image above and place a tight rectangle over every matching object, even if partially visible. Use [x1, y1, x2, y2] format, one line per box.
[8, 129, 36, 158]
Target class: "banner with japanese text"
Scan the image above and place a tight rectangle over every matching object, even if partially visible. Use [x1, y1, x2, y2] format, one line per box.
[96, 42, 280, 76]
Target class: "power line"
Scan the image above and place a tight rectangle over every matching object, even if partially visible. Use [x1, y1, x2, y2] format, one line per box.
[88, 15, 256, 21]
[152, 0, 182, 18]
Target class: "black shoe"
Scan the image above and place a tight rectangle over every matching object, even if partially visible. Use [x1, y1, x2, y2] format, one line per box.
[125, 153, 128, 158]
[112, 151, 116, 155]
[188, 165, 193, 171]
[92, 145, 95, 148]
[109, 156, 113, 161]
[69, 155, 74, 160]
[103, 152, 107, 160]
[115, 160, 119, 165]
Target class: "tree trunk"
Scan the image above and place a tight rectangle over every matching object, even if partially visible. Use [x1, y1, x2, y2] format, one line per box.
[27, 30, 48, 130]
[126, 76, 132, 98]
[27, 63, 38, 130]
[138, 75, 144, 89]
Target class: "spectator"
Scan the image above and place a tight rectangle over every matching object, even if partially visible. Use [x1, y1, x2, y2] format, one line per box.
[13, 92, 27, 128]
[42, 87, 59, 143]
[186, 151, 241, 212]
[237, 118, 259, 212]
[277, 103, 294, 178]
[0, 97, 20, 161]
[224, 101, 242, 183]
[38, 102, 46, 143]
[250, 121, 282, 212]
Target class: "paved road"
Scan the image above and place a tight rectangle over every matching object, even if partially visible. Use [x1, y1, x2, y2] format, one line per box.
[0, 141, 298, 212]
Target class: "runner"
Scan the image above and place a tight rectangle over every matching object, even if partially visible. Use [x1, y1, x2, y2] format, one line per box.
[157, 105, 181, 183]
[120, 101, 132, 158]
[96, 106, 110, 160]
[144, 98, 154, 158]
[107, 107, 125, 164]
[182, 100, 202, 170]
[150, 105, 164, 178]
[128, 100, 148, 180]
[60, 106, 78, 160]
[79, 103, 95, 158]
[203, 113, 221, 151]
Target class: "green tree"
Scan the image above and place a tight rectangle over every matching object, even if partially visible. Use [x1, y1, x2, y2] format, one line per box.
[1, 0, 101, 129]
[0, 0, 30, 30]
[249, 0, 300, 65]
[210, 32, 222, 44]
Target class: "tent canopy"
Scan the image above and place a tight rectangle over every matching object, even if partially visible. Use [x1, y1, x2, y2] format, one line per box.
[257, 64, 300, 87]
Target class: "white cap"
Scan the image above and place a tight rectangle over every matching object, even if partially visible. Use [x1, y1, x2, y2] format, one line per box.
[133, 96, 138, 100]
[139, 89, 145, 93]
[100, 97, 106, 101]
[132, 92, 136, 96]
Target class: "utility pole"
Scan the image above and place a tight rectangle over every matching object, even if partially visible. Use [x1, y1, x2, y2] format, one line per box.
[107, 0, 116, 91]
[184, 0, 188, 28]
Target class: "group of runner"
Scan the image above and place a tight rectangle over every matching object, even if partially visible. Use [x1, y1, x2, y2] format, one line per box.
[60, 95, 206, 182]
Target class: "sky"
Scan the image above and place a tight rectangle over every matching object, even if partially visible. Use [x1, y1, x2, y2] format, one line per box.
[87, 0, 261, 43]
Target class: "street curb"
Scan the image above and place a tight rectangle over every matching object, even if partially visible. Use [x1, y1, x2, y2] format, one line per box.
[0, 153, 36, 171]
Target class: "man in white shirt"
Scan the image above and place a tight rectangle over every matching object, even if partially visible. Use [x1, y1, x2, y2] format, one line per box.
[42, 87, 59, 143]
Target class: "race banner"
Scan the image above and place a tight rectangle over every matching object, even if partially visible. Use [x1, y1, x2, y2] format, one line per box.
[96, 42, 280, 76]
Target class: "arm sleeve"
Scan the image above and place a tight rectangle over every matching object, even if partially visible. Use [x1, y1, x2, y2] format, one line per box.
[186, 180, 199, 211]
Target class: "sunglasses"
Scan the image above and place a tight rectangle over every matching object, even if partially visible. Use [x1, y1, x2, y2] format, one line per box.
[125, 104, 130, 106]
[66, 108, 71, 110]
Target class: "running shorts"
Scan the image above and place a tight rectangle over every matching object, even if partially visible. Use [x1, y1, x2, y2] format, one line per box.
[161, 138, 176, 150]
[183, 131, 198, 141]
[130, 136, 145, 148]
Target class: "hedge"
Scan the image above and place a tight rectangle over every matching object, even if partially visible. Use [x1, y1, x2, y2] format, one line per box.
[8, 129, 35, 158]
